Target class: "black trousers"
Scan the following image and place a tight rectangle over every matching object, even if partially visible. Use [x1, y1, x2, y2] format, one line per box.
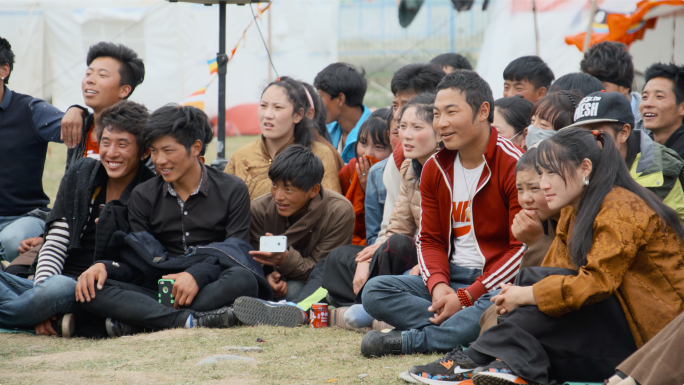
[80, 266, 258, 331]
[322, 234, 417, 306]
[466, 267, 638, 385]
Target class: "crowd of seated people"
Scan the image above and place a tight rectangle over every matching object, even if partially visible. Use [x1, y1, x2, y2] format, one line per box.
[2, 34, 684, 385]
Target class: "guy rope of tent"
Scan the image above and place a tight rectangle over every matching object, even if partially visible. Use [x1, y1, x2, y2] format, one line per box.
[565, 0, 684, 51]
[185, 1, 272, 99]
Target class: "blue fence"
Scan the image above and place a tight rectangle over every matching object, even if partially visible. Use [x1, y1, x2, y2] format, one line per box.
[338, 0, 490, 59]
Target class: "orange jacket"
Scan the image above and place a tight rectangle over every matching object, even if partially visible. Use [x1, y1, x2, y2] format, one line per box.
[340, 156, 379, 246]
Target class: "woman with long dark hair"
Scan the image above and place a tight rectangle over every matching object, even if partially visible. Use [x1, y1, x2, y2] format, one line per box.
[409, 127, 684, 385]
[225, 77, 342, 200]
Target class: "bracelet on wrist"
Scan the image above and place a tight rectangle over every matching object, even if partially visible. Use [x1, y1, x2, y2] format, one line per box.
[457, 288, 473, 308]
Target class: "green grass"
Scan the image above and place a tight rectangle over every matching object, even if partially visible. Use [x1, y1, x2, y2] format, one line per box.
[0, 326, 440, 384]
[42, 135, 258, 206]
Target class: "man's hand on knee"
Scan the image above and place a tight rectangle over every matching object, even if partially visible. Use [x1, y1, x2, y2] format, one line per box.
[76, 263, 107, 302]
[353, 261, 371, 295]
[163, 272, 199, 309]
[267, 272, 288, 298]
[18, 237, 43, 254]
[34, 317, 58, 336]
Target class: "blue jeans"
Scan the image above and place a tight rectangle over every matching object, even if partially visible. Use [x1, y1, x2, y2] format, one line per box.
[362, 264, 494, 354]
[0, 272, 77, 328]
[0, 215, 45, 262]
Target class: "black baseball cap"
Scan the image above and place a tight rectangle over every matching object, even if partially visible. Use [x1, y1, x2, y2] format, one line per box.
[565, 91, 635, 130]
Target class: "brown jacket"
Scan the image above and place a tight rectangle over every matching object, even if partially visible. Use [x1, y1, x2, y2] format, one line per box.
[250, 188, 354, 282]
[534, 187, 684, 347]
[225, 136, 342, 201]
[386, 159, 421, 238]
[314, 131, 344, 172]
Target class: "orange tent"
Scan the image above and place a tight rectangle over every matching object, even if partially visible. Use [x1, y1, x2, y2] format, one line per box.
[209, 103, 260, 137]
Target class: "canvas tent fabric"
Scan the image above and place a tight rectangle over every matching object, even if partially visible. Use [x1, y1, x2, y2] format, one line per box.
[0, 0, 338, 122]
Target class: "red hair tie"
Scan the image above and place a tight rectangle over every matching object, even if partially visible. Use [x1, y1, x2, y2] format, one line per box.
[276, 77, 281, 82]
[591, 130, 604, 142]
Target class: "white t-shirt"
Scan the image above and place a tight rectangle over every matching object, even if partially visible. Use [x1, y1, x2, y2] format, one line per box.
[451, 154, 485, 269]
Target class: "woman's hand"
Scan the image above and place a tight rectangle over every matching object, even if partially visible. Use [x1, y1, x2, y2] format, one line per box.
[511, 209, 544, 246]
[356, 157, 371, 192]
[492, 283, 537, 315]
[353, 261, 371, 295]
[355, 242, 381, 263]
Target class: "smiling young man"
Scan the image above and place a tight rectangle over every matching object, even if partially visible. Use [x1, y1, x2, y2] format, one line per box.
[76, 105, 259, 337]
[0, 100, 154, 337]
[640, 63, 684, 159]
[314, 63, 371, 164]
[229, 145, 354, 327]
[360, 70, 524, 357]
[503, 56, 555, 103]
[65, 42, 145, 171]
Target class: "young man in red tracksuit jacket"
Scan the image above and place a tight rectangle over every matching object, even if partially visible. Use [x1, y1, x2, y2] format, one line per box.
[360, 70, 525, 358]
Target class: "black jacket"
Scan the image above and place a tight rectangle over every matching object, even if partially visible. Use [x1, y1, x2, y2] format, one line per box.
[99, 231, 273, 299]
[65, 110, 94, 172]
[664, 123, 684, 161]
[46, 158, 155, 262]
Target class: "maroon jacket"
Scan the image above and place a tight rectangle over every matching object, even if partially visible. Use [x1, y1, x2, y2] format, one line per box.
[417, 127, 525, 300]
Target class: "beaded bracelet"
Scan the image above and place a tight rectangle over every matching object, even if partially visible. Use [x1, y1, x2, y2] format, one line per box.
[457, 288, 473, 308]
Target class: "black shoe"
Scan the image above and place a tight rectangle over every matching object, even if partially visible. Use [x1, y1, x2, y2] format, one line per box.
[233, 297, 305, 327]
[105, 318, 144, 337]
[193, 306, 239, 328]
[408, 346, 479, 383]
[50, 313, 75, 338]
[360, 329, 403, 357]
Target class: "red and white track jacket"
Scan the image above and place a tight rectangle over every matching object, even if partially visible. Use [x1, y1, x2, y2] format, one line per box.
[417, 127, 525, 301]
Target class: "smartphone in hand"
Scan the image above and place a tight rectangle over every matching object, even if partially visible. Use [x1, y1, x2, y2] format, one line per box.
[158, 279, 175, 307]
[260, 235, 287, 253]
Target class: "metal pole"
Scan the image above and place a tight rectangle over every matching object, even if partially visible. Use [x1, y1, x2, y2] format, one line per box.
[532, 0, 540, 56]
[583, 0, 598, 53]
[211, 1, 229, 170]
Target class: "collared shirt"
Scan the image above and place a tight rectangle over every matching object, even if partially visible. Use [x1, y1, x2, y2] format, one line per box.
[0, 85, 64, 143]
[167, 170, 204, 252]
[128, 162, 251, 256]
[327, 105, 371, 164]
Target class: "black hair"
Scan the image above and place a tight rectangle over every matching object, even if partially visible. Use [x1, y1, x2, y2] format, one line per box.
[269, 144, 324, 191]
[356, 117, 392, 158]
[503, 56, 555, 90]
[494, 95, 534, 135]
[398, 93, 437, 124]
[531, 90, 582, 130]
[548, 72, 605, 96]
[96, 100, 150, 158]
[644, 62, 684, 105]
[262, 78, 315, 148]
[515, 147, 537, 174]
[391, 63, 446, 96]
[437, 70, 494, 123]
[0, 37, 15, 84]
[369, 107, 392, 121]
[429, 53, 473, 71]
[279, 76, 331, 144]
[313, 62, 367, 108]
[580, 41, 634, 91]
[535, 127, 684, 268]
[87, 42, 145, 98]
[301, 81, 332, 143]
[145, 104, 213, 155]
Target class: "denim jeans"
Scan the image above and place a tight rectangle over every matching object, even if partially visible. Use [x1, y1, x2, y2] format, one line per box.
[0, 272, 77, 328]
[0, 214, 45, 262]
[362, 264, 494, 354]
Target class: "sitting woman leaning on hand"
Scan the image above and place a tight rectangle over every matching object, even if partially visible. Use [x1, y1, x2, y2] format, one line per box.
[413, 127, 684, 385]
[225, 77, 341, 200]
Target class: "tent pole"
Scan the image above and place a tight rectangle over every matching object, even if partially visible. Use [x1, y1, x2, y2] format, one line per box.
[532, 0, 540, 56]
[212, 1, 229, 171]
[583, 0, 598, 53]
[268, 4, 273, 83]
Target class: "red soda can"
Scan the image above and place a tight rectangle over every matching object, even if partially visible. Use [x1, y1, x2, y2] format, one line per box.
[310, 303, 329, 328]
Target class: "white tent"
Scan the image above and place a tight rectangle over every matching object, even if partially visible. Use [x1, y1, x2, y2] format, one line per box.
[0, 0, 338, 121]
[477, 0, 684, 98]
